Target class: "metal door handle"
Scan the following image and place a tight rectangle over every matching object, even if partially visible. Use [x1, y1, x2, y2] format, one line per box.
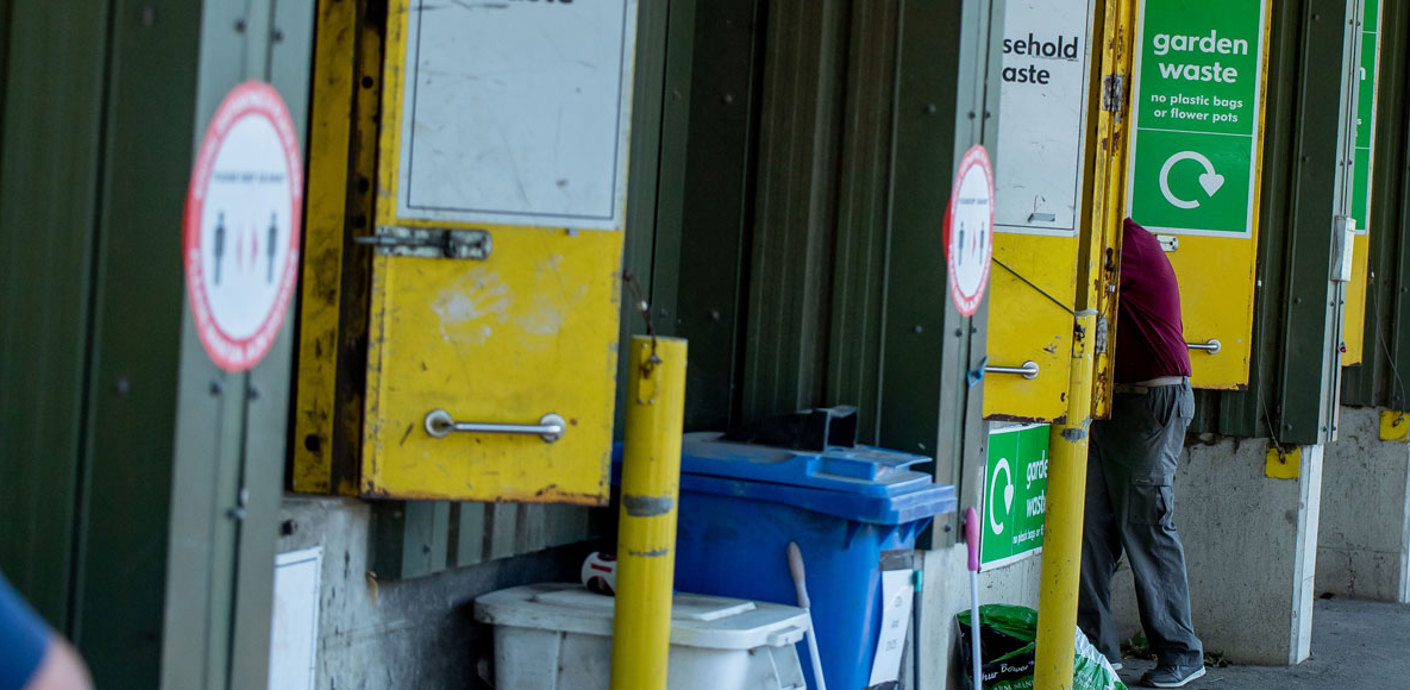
[424, 409, 566, 443]
[984, 361, 1040, 380]
[1186, 339, 1221, 354]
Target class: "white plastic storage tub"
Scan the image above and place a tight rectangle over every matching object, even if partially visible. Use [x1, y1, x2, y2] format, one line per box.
[474, 583, 809, 690]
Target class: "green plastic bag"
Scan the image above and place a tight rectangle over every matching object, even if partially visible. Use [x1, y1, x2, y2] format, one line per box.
[956, 604, 1126, 690]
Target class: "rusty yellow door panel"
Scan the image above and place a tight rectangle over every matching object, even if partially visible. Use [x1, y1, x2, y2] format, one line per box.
[1163, 237, 1256, 388]
[1123, 0, 1270, 390]
[362, 228, 622, 503]
[984, 0, 1098, 422]
[357, 0, 636, 502]
[984, 236, 1079, 422]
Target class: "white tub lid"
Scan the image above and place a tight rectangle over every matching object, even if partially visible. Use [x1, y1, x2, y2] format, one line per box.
[474, 583, 809, 651]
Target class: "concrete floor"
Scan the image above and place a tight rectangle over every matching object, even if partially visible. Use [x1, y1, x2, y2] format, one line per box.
[1117, 598, 1410, 689]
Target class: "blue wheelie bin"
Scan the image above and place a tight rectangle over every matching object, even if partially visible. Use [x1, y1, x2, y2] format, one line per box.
[618, 431, 956, 690]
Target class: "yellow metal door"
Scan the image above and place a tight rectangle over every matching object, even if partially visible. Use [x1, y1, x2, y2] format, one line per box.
[984, 0, 1099, 422]
[360, 0, 637, 503]
[1122, 0, 1271, 389]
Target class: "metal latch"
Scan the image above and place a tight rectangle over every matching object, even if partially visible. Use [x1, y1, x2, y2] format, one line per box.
[1101, 74, 1125, 113]
[357, 226, 492, 260]
[1156, 234, 1179, 252]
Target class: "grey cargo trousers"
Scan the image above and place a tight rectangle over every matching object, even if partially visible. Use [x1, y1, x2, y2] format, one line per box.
[1078, 380, 1203, 668]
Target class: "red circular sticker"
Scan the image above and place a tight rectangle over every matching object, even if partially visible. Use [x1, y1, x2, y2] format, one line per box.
[944, 145, 995, 316]
[183, 82, 303, 372]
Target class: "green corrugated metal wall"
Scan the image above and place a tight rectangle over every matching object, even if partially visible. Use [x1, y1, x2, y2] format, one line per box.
[0, 0, 202, 685]
[1344, 0, 1410, 409]
[1191, 0, 1363, 445]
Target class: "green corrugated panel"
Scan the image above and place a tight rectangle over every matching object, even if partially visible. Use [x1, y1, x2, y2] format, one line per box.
[826, 0, 900, 444]
[74, 0, 204, 681]
[668, 0, 760, 432]
[0, 0, 111, 629]
[1343, 0, 1410, 409]
[740, 0, 848, 423]
[1195, 0, 1360, 445]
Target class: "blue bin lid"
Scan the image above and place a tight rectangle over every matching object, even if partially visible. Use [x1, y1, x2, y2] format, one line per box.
[611, 433, 957, 525]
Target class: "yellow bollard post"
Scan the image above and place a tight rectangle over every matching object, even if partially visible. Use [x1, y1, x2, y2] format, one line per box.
[1034, 311, 1097, 689]
[610, 335, 688, 690]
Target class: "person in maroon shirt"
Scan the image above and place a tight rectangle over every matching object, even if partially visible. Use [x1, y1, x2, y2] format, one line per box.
[1078, 219, 1204, 688]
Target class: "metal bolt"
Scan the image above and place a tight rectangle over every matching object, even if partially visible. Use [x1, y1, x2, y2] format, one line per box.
[279, 520, 297, 536]
[926, 104, 938, 115]
[114, 377, 132, 398]
[966, 110, 976, 120]
[234, 18, 247, 33]
[983, 110, 992, 119]
[228, 507, 247, 521]
[913, 325, 924, 334]
[954, 328, 964, 337]
[722, 93, 735, 105]
[709, 310, 722, 322]
[272, 28, 285, 43]
[210, 380, 224, 396]
[140, 6, 156, 26]
[248, 385, 262, 401]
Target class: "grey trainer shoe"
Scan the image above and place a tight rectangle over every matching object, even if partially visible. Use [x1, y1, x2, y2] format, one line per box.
[1139, 664, 1205, 688]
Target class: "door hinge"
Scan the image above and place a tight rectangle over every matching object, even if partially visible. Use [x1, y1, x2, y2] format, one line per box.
[1101, 74, 1125, 114]
[357, 226, 492, 260]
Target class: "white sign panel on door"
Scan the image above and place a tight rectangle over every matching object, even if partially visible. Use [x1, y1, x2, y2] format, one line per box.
[397, 0, 636, 230]
[994, 0, 1095, 236]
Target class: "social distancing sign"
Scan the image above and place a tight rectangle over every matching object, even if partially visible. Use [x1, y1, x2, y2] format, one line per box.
[184, 82, 303, 372]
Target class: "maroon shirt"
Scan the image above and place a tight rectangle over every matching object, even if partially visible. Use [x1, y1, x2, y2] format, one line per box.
[1115, 219, 1192, 383]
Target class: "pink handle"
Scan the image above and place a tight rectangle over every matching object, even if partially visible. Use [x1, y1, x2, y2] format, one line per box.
[964, 507, 980, 572]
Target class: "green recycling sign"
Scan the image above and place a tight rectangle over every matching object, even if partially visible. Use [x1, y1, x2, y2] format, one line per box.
[1127, 0, 1268, 236]
[1351, 0, 1381, 234]
[981, 424, 1050, 570]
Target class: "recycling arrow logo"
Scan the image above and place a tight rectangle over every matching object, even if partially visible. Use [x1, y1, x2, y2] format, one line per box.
[988, 457, 1015, 536]
[1159, 150, 1225, 210]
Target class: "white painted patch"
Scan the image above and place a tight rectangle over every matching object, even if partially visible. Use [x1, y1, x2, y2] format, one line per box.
[431, 269, 512, 345]
[268, 547, 322, 690]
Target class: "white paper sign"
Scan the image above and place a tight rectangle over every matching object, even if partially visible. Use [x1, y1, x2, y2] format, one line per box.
[994, 0, 1095, 236]
[268, 548, 322, 690]
[868, 569, 916, 686]
[396, 0, 637, 230]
